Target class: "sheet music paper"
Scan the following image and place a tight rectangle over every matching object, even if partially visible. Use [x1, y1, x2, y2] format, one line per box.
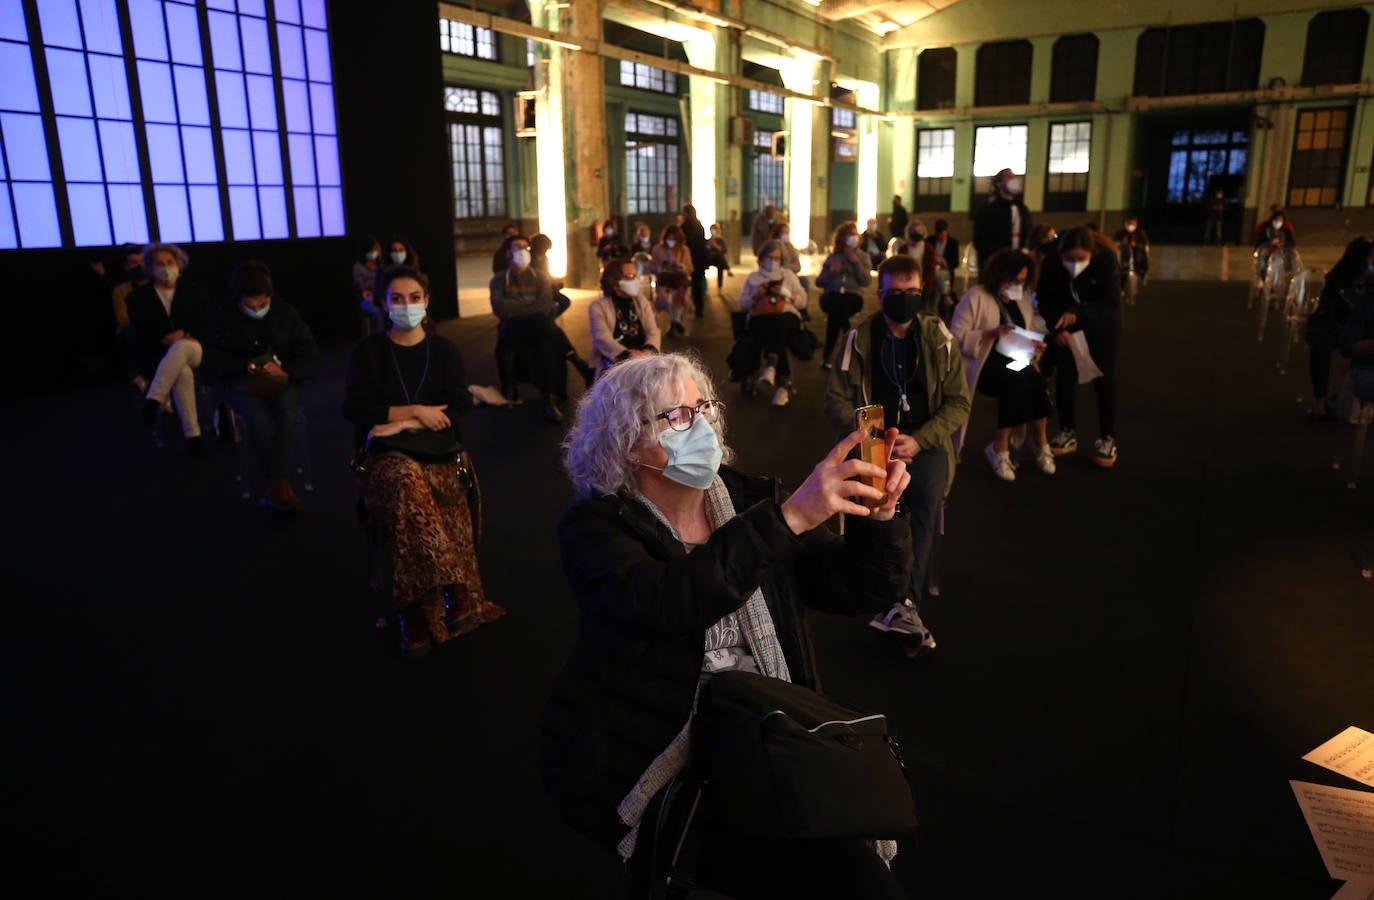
[1306, 728, 1374, 790]
[1290, 781, 1374, 882]
[994, 326, 1044, 372]
[1332, 878, 1374, 899]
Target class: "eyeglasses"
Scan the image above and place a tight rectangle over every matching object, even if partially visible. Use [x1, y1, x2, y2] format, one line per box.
[654, 399, 725, 431]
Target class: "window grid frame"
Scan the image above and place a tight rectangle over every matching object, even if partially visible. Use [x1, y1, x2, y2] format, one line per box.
[444, 86, 507, 221]
[1303, 9, 1368, 88]
[438, 18, 499, 63]
[752, 128, 782, 214]
[747, 89, 783, 115]
[619, 60, 676, 95]
[975, 40, 1033, 108]
[971, 123, 1028, 200]
[1164, 128, 1249, 204]
[1286, 106, 1351, 209]
[1050, 34, 1098, 103]
[917, 47, 956, 112]
[624, 110, 679, 215]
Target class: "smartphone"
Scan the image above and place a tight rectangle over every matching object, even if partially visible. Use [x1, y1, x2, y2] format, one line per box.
[852, 405, 889, 509]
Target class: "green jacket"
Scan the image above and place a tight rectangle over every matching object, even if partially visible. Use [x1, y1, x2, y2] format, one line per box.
[823, 314, 971, 495]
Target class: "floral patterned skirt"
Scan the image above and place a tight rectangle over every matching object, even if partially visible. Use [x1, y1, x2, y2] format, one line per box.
[363, 455, 505, 643]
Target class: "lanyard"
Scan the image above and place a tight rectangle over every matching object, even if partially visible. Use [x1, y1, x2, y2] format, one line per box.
[880, 333, 918, 415]
[388, 338, 430, 406]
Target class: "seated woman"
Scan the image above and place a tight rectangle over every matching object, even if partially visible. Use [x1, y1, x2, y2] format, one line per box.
[353, 235, 385, 334]
[1112, 215, 1150, 282]
[815, 221, 872, 367]
[489, 234, 591, 422]
[950, 249, 1054, 482]
[1254, 208, 1296, 282]
[596, 219, 629, 265]
[344, 266, 505, 658]
[926, 219, 961, 312]
[127, 242, 211, 454]
[706, 222, 733, 290]
[650, 224, 693, 336]
[540, 353, 913, 898]
[588, 257, 660, 374]
[1306, 237, 1372, 417]
[737, 239, 807, 407]
[202, 261, 320, 511]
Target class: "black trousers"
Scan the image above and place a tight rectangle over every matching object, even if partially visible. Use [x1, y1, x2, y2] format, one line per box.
[498, 316, 569, 399]
[747, 315, 800, 379]
[629, 795, 908, 900]
[1042, 327, 1119, 437]
[976, 358, 1051, 428]
[822, 292, 864, 360]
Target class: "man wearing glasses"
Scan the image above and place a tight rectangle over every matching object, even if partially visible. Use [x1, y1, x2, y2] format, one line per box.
[823, 254, 970, 656]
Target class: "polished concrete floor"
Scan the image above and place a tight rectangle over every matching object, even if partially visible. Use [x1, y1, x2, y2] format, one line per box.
[3, 264, 1371, 898]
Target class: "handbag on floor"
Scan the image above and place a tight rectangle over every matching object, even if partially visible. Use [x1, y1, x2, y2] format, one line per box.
[694, 671, 917, 840]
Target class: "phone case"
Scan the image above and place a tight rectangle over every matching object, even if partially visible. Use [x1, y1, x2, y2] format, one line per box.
[853, 405, 889, 509]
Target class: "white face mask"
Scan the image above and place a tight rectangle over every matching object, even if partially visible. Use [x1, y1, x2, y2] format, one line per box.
[1272, 219, 1284, 229]
[844, 235, 859, 249]
[616, 277, 641, 297]
[365, 250, 379, 261]
[1125, 223, 1137, 233]
[665, 239, 677, 249]
[639, 236, 650, 246]
[511, 248, 531, 269]
[1003, 177, 1023, 195]
[390, 250, 407, 264]
[604, 227, 614, 237]
[779, 232, 790, 244]
[1064, 258, 1088, 278]
[1003, 283, 1023, 301]
[388, 303, 426, 331]
[759, 259, 775, 273]
[154, 265, 179, 284]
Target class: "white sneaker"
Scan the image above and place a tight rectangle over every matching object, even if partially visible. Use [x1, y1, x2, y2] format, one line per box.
[771, 386, 790, 407]
[984, 443, 1015, 481]
[757, 365, 777, 392]
[1033, 444, 1056, 475]
[1092, 436, 1118, 468]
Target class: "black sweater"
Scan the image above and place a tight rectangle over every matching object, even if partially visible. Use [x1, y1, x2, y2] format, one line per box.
[125, 280, 211, 380]
[1036, 248, 1122, 338]
[539, 467, 912, 853]
[342, 332, 472, 448]
[201, 300, 320, 383]
[972, 195, 1032, 264]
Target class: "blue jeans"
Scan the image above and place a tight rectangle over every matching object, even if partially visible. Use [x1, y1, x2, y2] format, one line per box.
[901, 447, 948, 605]
[230, 384, 302, 478]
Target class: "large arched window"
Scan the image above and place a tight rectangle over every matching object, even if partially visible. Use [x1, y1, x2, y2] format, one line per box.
[1051, 34, 1098, 103]
[1303, 8, 1368, 87]
[1134, 20, 1264, 97]
[917, 48, 956, 111]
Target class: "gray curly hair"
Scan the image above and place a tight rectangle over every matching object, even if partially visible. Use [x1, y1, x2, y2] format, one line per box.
[563, 353, 733, 499]
[141, 242, 189, 278]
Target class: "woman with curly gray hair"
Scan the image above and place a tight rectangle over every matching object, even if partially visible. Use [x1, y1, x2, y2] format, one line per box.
[543, 352, 915, 897]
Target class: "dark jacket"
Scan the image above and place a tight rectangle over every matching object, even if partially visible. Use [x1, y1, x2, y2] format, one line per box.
[539, 467, 912, 853]
[890, 203, 909, 242]
[1341, 288, 1374, 369]
[927, 233, 960, 273]
[1035, 248, 1122, 339]
[126, 280, 211, 380]
[1307, 276, 1358, 344]
[201, 300, 320, 383]
[1112, 229, 1150, 274]
[972, 195, 1032, 264]
[342, 332, 472, 448]
[597, 235, 630, 262]
[681, 217, 709, 270]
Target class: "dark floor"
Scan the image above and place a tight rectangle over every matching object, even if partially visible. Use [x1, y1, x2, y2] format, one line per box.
[3, 278, 1371, 898]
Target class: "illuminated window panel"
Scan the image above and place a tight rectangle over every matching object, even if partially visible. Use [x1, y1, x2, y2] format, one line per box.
[0, 0, 344, 250]
[439, 18, 498, 62]
[971, 124, 1027, 200]
[445, 87, 506, 220]
[747, 90, 783, 115]
[1288, 107, 1349, 209]
[751, 129, 782, 214]
[1046, 121, 1091, 210]
[625, 111, 679, 215]
[620, 60, 676, 94]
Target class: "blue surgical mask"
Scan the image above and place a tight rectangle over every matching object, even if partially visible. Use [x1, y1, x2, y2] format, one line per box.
[243, 302, 270, 319]
[389, 303, 426, 330]
[390, 250, 407, 264]
[652, 415, 723, 490]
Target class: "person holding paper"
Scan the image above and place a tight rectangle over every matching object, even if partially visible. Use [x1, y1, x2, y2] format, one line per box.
[1036, 227, 1124, 467]
[951, 250, 1054, 481]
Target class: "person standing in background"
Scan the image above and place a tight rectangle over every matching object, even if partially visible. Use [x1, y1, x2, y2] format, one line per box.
[890, 195, 909, 246]
[750, 204, 778, 257]
[681, 204, 709, 319]
[972, 169, 1031, 265]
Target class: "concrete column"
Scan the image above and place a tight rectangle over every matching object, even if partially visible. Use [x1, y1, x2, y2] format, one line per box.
[954, 44, 977, 109]
[779, 57, 820, 249]
[559, 0, 610, 288]
[951, 120, 974, 214]
[1028, 36, 1053, 105]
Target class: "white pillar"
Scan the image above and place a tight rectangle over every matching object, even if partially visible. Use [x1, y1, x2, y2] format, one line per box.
[779, 58, 817, 250]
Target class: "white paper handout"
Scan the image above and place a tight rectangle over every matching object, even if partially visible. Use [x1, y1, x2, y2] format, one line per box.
[995, 326, 1044, 373]
[1307, 728, 1374, 790]
[1067, 331, 1104, 384]
[1332, 878, 1374, 899]
[1290, 780, 1374, 882]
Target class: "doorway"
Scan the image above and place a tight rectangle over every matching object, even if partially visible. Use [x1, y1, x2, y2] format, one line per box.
[1136, 109, 1251, 244]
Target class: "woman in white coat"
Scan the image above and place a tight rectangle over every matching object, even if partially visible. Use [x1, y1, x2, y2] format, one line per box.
[737, 239, 807, 406]
[950, 249, 1054, 482]
[588, 258, 661, 375]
